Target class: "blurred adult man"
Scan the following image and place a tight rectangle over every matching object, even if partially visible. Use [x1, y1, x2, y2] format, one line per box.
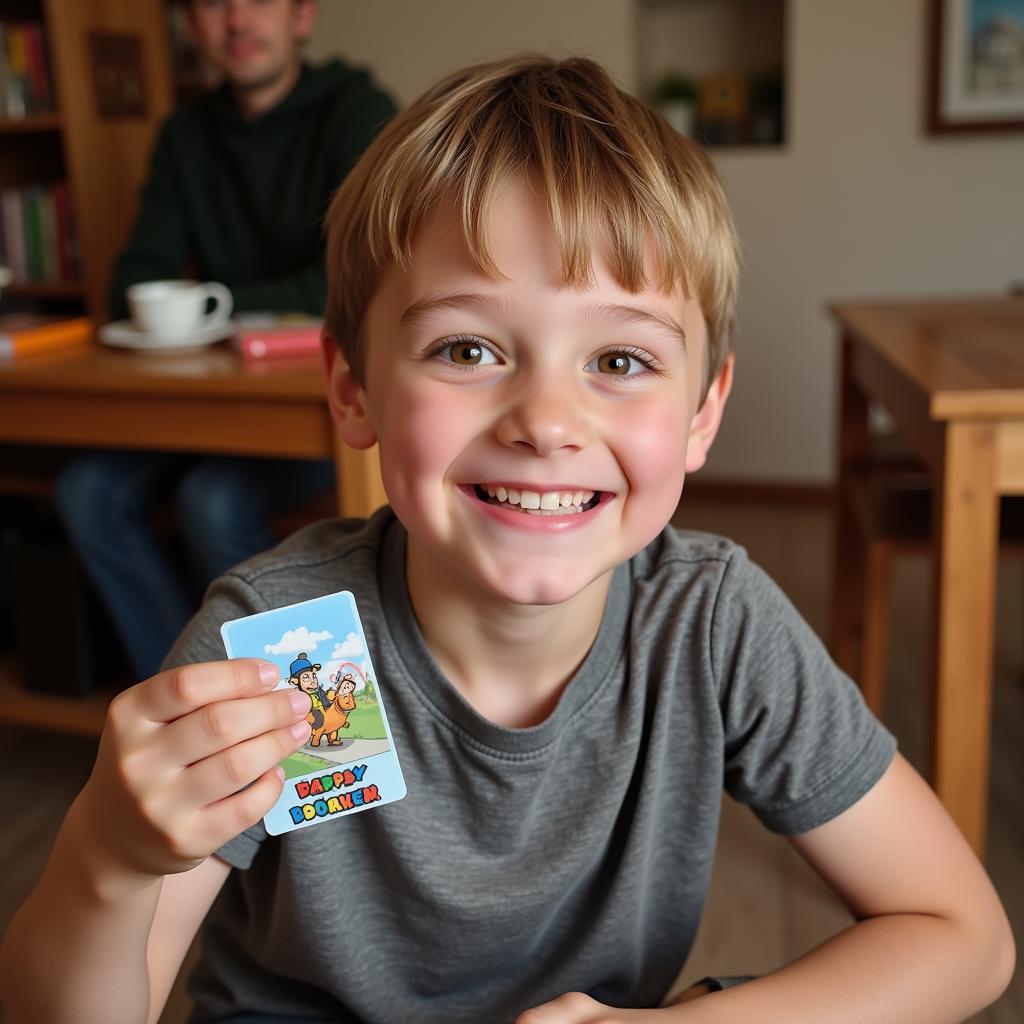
[56, 0, 396, 680]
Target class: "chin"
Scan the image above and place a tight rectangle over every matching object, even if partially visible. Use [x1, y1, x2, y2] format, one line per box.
[477, 564, 601, 608]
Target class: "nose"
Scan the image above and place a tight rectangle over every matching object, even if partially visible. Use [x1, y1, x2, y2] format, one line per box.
[494, 376, 592, 456]
[226, 0, 251, 31]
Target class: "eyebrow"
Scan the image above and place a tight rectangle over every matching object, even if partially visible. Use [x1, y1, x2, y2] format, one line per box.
[399, 291, 686, 349]
[399, 292, 514, 327]
[586, 302, 687, 349]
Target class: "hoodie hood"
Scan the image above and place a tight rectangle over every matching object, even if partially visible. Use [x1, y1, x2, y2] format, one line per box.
[210, 59, 376, 128]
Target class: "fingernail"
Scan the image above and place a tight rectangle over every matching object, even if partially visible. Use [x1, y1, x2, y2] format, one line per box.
[290, 720, 311, 740]
[288, 690, 310, 714]
[259, 663, 279, 687]
[273, 766, 285, 783]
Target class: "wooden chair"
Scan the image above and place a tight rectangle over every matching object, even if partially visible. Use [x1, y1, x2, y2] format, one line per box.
[839, 458, 1024, 716]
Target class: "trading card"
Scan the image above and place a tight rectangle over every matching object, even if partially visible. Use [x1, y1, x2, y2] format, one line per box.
[221, 591, 406, 835]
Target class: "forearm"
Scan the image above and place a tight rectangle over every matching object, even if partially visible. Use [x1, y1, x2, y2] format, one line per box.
[0, 797, 161, 1024]
[669, 913, 1012, 1024]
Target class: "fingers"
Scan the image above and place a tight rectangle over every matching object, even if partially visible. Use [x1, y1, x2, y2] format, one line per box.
[194, 765, 287, 854]
[126, 659, 280, 726]
[179, 716, 311, 807]
[515, 992, 607, 1024]
[160, 686, 311, 766]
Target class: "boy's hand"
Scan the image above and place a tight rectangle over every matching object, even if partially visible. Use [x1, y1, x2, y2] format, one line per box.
[72, 659, 311, 888]
[517, 992, 701, 1023]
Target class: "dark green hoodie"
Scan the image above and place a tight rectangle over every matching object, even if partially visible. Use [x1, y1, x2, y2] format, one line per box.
[109, 60, 396, 320]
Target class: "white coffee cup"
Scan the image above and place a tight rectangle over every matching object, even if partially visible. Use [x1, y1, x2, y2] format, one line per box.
[127, 279, 233, 337]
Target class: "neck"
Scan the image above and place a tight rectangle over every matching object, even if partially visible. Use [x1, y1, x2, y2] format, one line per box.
[229, 57, 302, 120]
[406, 542, 613, 729]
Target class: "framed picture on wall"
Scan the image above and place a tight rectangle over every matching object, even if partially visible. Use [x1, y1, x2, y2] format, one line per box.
[926, 0, 1024, 133]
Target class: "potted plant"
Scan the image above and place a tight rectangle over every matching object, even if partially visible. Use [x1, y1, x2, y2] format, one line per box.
[651, 71, 699, 137]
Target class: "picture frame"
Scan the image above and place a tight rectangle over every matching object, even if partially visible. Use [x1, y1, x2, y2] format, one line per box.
[926, 0, 1024, 134]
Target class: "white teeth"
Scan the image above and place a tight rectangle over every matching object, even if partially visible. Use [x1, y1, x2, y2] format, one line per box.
[478, 485, 598, 514]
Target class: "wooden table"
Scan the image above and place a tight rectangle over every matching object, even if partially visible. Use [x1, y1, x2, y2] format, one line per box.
[0, 338, 389, 735]
[830, 296, 1024, 856]
[0, 339, 387, 517]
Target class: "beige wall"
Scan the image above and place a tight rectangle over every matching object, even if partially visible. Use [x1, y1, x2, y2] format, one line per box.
[309, 0, 1024, 484]
[709, 0, 1024, 482]
[307, 0, 635, 106]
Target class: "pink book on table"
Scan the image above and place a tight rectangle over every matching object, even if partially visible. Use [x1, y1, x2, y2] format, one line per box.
[234, 320, 322, 361]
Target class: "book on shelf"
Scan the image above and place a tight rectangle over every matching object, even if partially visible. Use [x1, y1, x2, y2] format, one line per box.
[0, 180, 79, 285]
[0, 314, 92, 359]
[0, 21, 54, 118]
[233, 315, 323, 361]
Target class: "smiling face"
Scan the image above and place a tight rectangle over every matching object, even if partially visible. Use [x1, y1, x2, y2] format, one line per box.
[326, 179, 732, 611]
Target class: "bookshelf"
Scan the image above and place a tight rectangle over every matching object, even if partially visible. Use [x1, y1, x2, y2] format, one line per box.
[0, 111, 60, 132]
[0, 0, 175, 324]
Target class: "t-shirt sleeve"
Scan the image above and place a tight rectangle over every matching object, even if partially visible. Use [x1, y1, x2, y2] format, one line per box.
[711, 550, 896, 835]
[160, 572, 273, 869]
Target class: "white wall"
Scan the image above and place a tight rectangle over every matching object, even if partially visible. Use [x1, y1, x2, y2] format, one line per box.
[308, 0, 1024, 484]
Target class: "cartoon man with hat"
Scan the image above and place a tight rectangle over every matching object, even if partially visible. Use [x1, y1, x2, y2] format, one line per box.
[287, 652, 334, 734]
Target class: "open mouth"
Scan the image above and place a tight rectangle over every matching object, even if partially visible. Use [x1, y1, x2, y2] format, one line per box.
[473, 484, 603, 516]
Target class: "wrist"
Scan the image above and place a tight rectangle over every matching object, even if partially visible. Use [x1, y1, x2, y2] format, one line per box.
[58, 792, 163, 905]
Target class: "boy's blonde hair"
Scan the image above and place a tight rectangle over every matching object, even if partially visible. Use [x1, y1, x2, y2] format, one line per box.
[324, 55, 739, 396]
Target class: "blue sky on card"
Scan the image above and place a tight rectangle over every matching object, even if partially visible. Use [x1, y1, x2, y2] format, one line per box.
[222, 593, 369, 686]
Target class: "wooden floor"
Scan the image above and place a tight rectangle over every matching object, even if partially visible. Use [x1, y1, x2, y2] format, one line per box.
[0, 495, 1020, 1022]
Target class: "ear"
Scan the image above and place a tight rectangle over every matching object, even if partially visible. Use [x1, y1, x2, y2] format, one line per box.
[321, 333, 378, 450]
[685, 354, 735, 473]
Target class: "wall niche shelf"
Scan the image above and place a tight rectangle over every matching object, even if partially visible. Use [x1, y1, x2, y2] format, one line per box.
[637, 0, 787, 149]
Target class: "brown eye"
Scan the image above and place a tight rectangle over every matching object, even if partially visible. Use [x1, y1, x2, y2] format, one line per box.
[449, 342, 483, 365]
[597, 352, 631, 375]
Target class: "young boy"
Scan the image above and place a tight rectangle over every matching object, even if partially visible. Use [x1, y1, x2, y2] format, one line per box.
[0, 56, 1014, 1024]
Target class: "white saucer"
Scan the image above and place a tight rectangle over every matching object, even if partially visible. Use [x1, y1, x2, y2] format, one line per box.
[99, 319, 235, 353]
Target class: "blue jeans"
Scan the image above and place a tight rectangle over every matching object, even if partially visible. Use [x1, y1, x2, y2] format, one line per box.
[54, 451, 335, 681]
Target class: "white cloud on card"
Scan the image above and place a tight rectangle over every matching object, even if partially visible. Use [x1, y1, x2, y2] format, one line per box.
[331, 632, 364, 660]
[264, 626, 333, 656]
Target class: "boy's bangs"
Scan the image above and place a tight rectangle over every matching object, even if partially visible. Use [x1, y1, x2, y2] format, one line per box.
[326, 57, 738, 388]
[370, 63, 720, 303]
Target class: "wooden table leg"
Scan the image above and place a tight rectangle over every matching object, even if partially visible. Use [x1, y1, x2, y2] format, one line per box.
[930, 421, 999, 857]
[831, 333, 871, 679]
[332, 434, 389, 519]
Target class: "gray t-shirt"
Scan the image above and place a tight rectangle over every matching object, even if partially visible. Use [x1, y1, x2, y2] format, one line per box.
[164, 509, 895, 1023]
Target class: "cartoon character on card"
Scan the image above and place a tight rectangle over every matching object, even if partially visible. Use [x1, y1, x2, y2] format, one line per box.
[332, 671, 358, 723]
[287, 653, 334, 735]
[307, 671, 359, 747]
